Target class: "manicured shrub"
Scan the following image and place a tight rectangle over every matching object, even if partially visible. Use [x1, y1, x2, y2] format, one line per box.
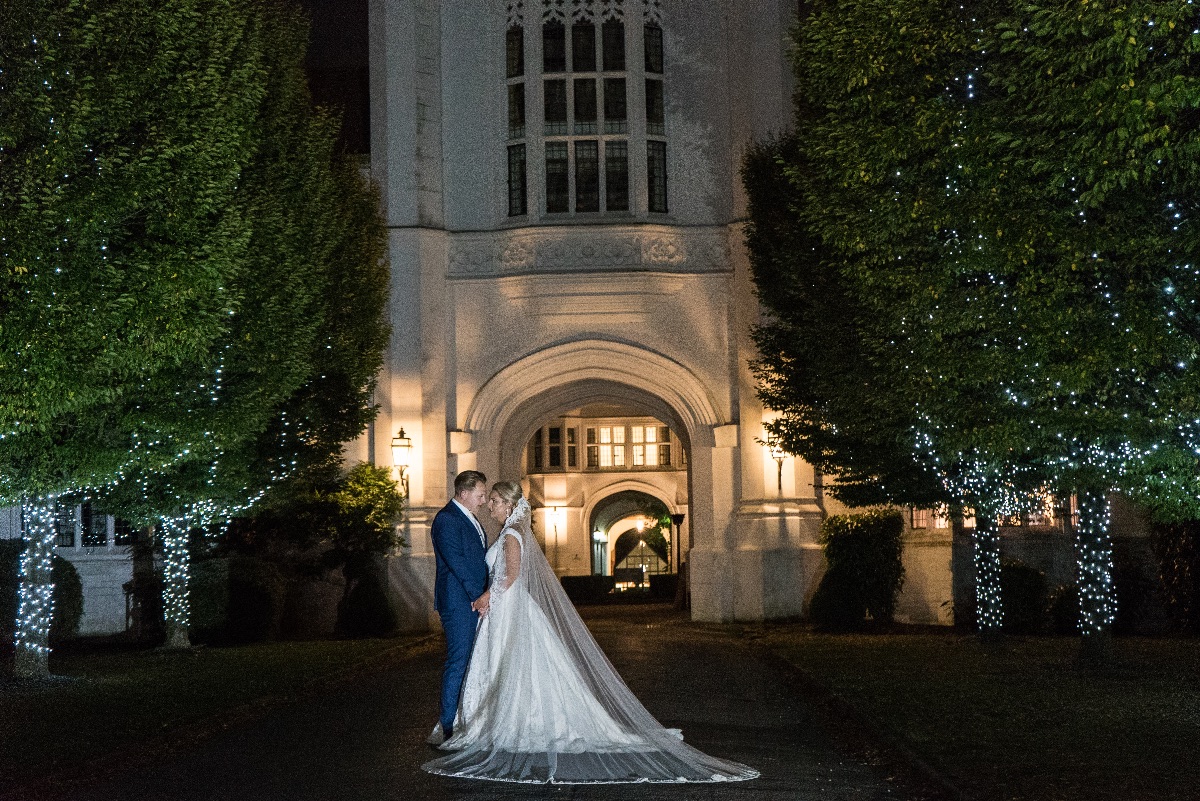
[648, 572, 678, 600]
[190, 556, 286, 645]
[1150, 519, 1200, 633]
[337, 565, 396, 637]
[1001, 559, 1047, 634]
[0, 540, 84, 654]
[1048, 584, 1080, 635]
[561, 574, 617, 604]
[809, 510, 905, 631]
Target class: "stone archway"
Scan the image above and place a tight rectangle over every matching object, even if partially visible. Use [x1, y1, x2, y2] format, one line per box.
[458, 339, 729, 613]
[585, 487, 678, 575]
[463, 339, 722, 471]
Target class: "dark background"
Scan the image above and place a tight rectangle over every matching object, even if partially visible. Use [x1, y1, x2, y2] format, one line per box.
[298, 0, 370, 155]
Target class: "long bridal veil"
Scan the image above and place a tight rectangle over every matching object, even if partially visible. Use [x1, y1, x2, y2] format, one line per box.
[422, 498, 759, 784]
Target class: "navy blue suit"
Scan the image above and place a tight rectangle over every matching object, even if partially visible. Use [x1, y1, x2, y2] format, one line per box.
[431, 500, 488, 737]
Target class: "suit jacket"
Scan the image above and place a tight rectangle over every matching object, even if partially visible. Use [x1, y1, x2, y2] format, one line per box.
[431, 500, 489, 614]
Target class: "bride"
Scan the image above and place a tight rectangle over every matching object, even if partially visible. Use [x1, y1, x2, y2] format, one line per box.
[422, 480, 759, 784]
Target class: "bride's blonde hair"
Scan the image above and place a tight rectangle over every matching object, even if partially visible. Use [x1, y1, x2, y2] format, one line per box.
[491, 480, 524, 507]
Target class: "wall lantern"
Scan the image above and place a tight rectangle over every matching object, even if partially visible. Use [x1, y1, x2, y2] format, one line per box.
[766, 432, 787, 493]
[391, 428, 412, 497]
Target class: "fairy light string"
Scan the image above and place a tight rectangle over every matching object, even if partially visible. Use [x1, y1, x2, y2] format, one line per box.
[13, 497, 58, 677]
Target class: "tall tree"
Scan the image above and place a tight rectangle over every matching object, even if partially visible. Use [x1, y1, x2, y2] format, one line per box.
[0, 0, 269, 676]
[94, 2, 390, 648]
[754, 0, 1200, 655]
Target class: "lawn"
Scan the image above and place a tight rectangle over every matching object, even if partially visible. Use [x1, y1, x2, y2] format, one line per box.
[0, 636, 427, 792]
[754, 626, 1200, 801]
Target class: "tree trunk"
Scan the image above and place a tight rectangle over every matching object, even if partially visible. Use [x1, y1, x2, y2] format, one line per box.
[1075, 488, 1117, 664]
[973, 507, 1004, 641]
[14, 497, 57, 679]
[161, 518, 193, 649]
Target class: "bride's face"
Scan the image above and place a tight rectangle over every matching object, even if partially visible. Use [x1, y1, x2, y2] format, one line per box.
[487, 492, 514, 524]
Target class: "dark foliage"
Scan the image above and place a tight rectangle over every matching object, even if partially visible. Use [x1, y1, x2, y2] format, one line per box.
[561, 575, 617, 605]
[1048, 584, 1080, 636]
[1000, 559, 1047, 634]
[336, 565, 396, 637]
[215, 463, 403, 639]
[1151, 520, 1200, 633]
[809, 510, 906, 631]
[743, 136, 947, 508]
[189, 556, 287, 645]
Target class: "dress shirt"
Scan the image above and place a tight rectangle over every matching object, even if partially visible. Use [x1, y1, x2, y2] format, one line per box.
[452, 499, 487, 546]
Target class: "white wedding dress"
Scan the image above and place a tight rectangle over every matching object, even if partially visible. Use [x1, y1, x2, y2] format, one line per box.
[422, 499, 759, 784]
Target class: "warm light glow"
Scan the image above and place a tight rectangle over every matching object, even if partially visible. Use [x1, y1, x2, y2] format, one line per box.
[391, 428, 412, 471]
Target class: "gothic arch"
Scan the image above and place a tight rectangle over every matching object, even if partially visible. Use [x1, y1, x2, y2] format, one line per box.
[464, 339, 724, 474]
[582, 480, 680, 534]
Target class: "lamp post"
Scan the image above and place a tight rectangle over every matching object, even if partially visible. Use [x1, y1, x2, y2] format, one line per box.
[767, 433, 786, 494]
[391, 428, 412, 498]
[669, 513, 685, 573]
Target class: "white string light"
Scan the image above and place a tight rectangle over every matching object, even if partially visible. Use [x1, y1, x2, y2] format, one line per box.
[14, 497, 58, 678]
[1076, 489, 1117, 636]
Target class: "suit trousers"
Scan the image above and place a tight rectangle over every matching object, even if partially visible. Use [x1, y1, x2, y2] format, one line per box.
[438, 602, 479, 736]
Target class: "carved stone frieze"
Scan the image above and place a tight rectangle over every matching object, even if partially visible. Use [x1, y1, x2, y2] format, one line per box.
[447, 225, 730, 278]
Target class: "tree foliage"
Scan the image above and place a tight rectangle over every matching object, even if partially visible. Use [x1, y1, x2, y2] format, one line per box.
[750, 0, 1200, 642]
[756, 0, 1200, 504]
[0, 0, 269, 499]
[0, 0, 389, 661]
[745, 136, 949, 507]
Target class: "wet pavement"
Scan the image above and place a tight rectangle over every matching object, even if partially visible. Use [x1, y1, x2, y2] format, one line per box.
[30, 605, 928, 800]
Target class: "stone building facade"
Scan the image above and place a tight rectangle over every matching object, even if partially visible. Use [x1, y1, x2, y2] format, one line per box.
[363, 0, 865, 629]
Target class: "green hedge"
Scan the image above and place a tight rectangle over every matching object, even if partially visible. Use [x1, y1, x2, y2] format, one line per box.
[809, 510, 905, 631]
[1000, 559, 1047, 634]
[0, 540, 84, 654]
[189, 556, 287, 645]
[1151, 519, 1200, 633]
[561, 574, 616, 605]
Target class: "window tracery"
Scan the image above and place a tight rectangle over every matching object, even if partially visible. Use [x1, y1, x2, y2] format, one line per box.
[505, 0, 668, 218]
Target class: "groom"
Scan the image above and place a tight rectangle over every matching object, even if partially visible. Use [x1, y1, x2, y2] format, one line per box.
[428, 470, 490, 745]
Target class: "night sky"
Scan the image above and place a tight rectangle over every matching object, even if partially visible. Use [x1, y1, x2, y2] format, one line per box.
[297, 0, 370, 154]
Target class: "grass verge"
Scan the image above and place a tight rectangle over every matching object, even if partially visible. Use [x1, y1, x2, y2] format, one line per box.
[753, 626, 1200, 801]
[0, 636, 427, 794]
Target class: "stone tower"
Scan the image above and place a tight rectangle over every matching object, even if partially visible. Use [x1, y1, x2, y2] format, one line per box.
[365, 0, 825, 628]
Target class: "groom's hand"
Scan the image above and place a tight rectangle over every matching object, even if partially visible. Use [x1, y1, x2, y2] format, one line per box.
[471, 590, 491, 616]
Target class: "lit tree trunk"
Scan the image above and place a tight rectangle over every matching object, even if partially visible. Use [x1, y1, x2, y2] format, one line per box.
[14, 497, 57, 679]
[160, 517, 193, 649]
[1076, 489, 1116, 663]
[973, 504, 1004, 641]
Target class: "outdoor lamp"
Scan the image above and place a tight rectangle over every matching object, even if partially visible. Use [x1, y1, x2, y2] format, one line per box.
[391, 428, 412, 497]
[766, 433, 787, 493]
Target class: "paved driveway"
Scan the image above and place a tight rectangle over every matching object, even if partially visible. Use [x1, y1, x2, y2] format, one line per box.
[56, 605, 910, 801]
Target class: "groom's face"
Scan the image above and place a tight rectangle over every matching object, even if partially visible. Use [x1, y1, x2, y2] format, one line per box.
[459, 482, 489, 515]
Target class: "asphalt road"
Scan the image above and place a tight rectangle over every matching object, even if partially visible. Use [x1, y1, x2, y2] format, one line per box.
[47, 605, 916, 801]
